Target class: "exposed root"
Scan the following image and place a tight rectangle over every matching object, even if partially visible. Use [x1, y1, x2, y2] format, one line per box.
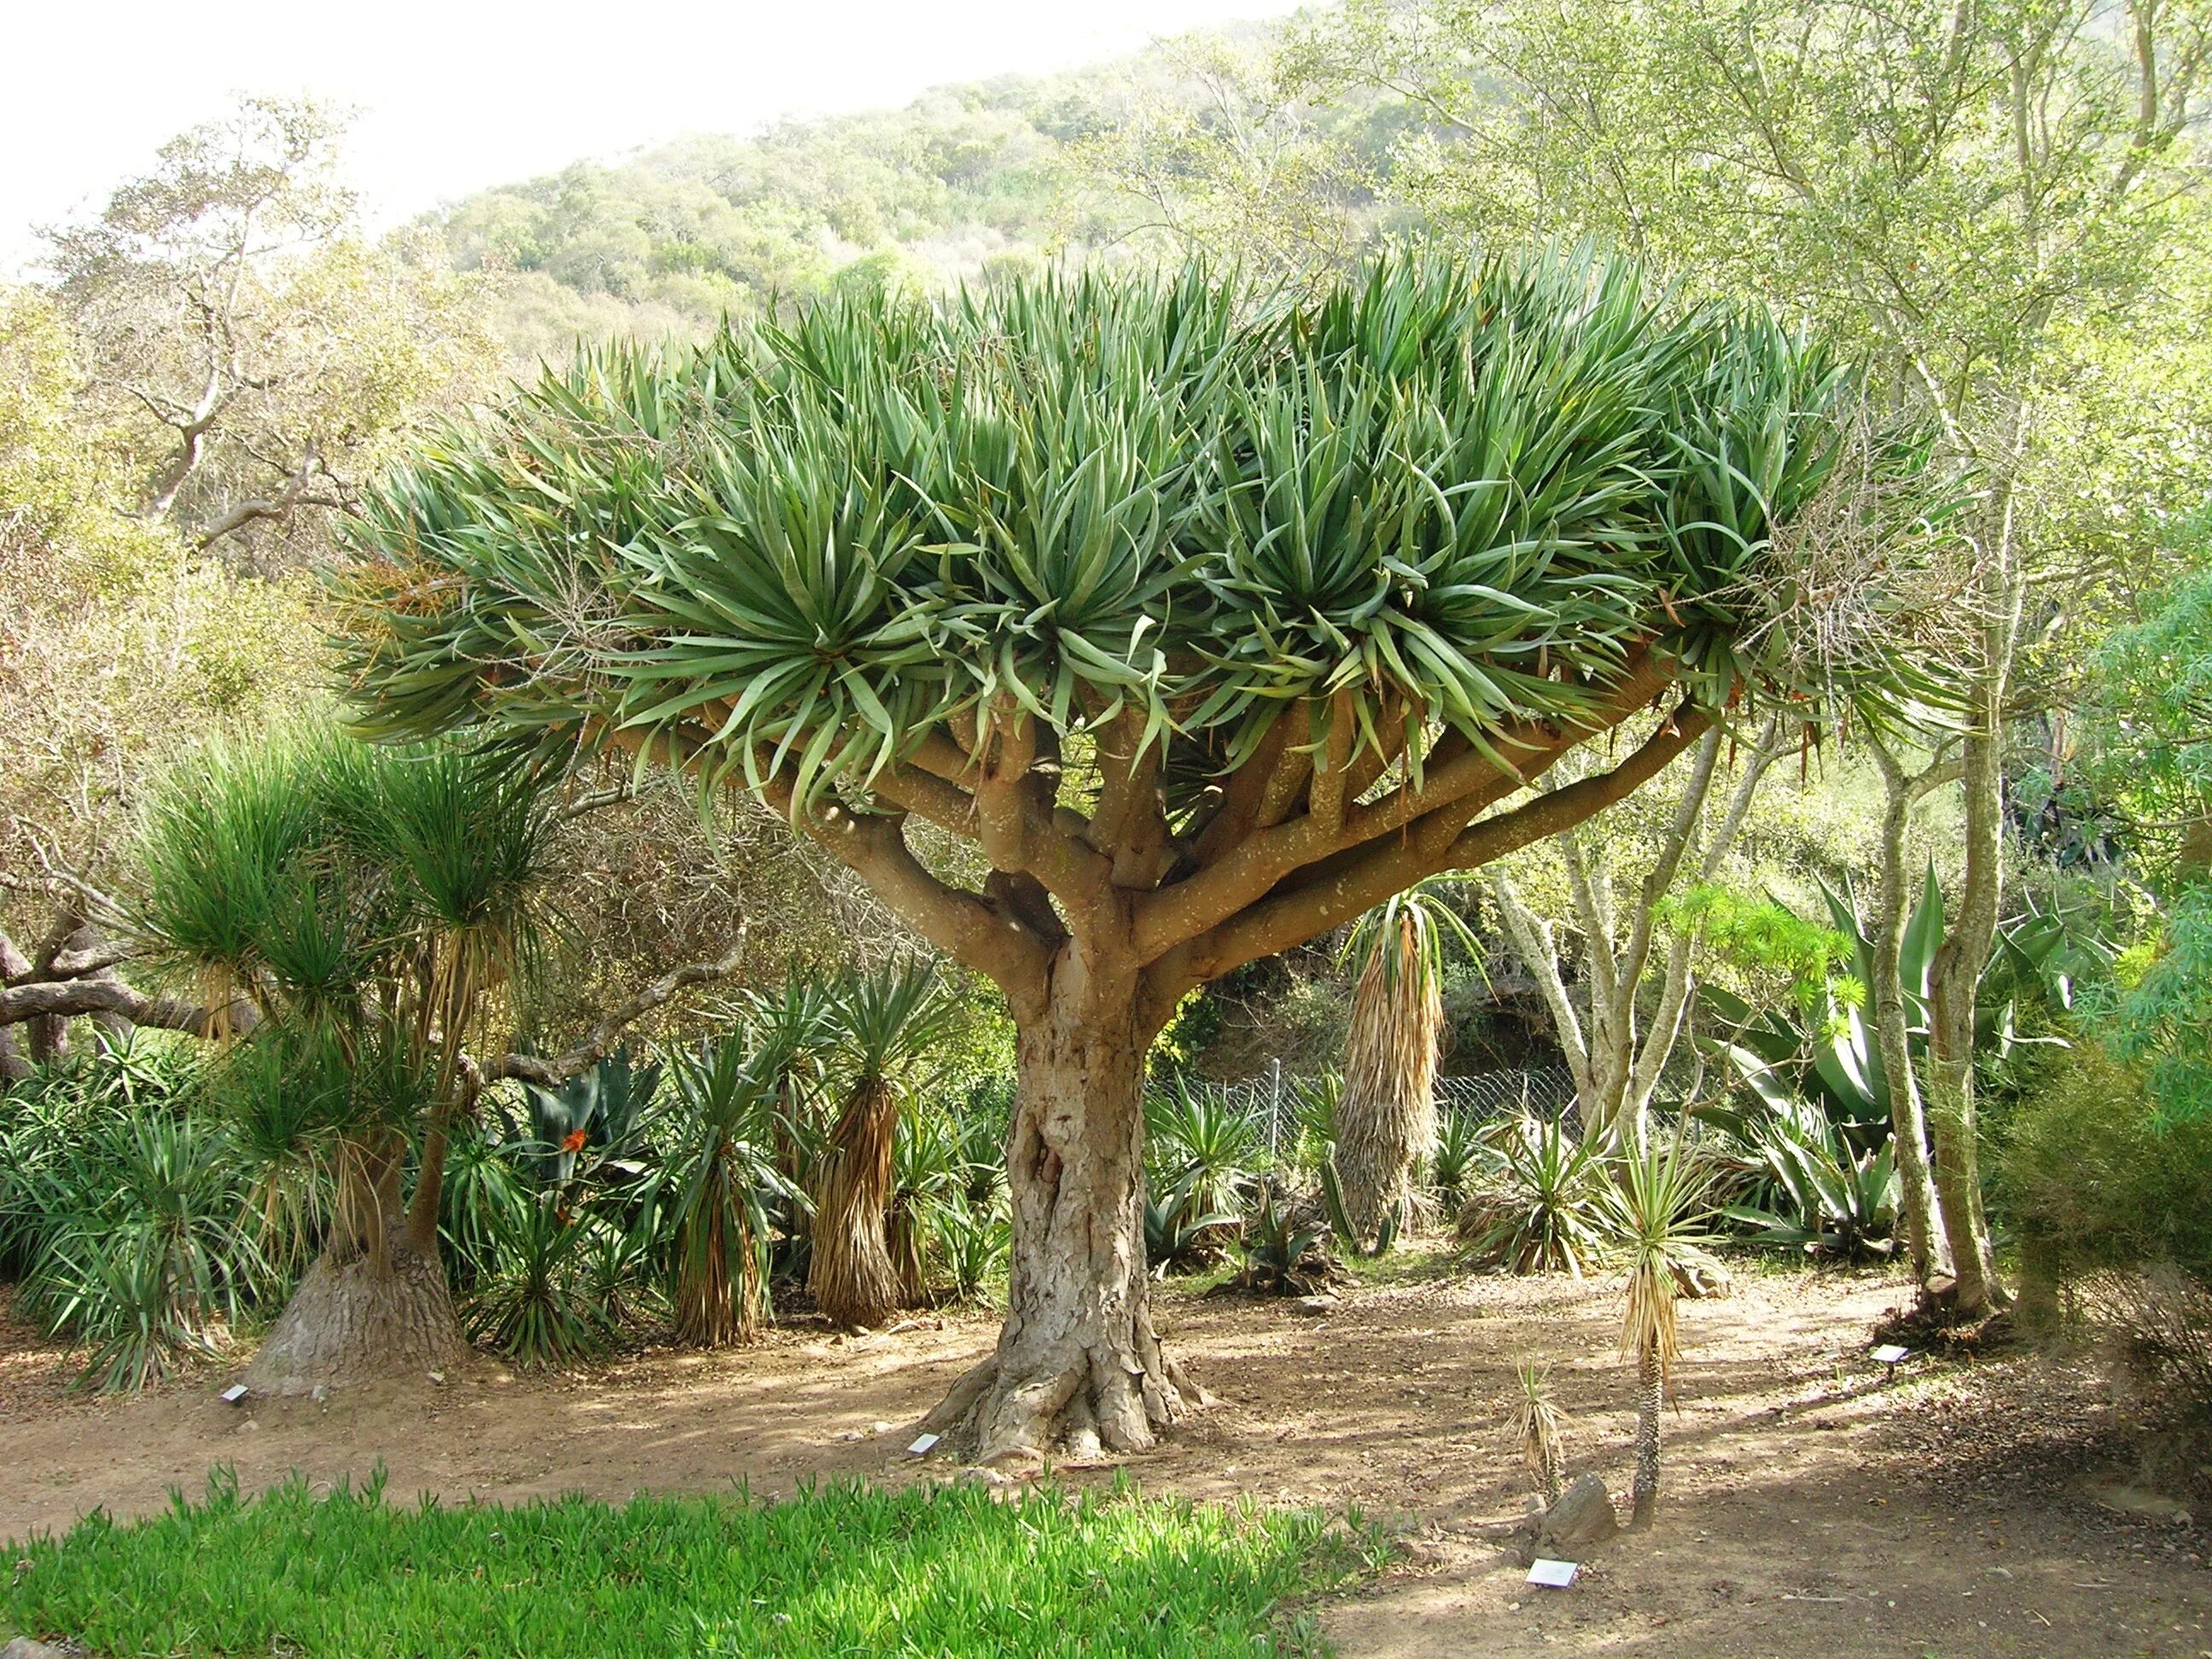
[917, 1346, 1213, 1465]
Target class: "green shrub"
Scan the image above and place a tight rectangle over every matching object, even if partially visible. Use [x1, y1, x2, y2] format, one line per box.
[1998, 1042, 2212, 1408]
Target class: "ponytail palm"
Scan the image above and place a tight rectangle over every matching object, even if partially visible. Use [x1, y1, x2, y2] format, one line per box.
[341, 249, 1938, 1460]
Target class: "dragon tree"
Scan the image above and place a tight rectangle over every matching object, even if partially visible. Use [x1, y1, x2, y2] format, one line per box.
[341, 251, 1934, 1462]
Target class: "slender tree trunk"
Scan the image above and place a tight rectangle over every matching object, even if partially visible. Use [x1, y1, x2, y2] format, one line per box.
[1867, 748, 1953, 1296]
[1926, 682, 2011, 1316]
[921, 947, 1202, 1464]
[1631, 1342, 1662, 1528]
[809, 1077, 903, 1328]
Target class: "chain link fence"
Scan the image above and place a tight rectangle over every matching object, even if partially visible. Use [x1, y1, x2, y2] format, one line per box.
[1148, 1065, 1577, 1157]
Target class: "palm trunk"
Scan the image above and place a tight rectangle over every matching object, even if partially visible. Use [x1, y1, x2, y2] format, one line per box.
[808, 1077, 903, 1328]
[1631, 1340, 1662, 1528]
[921, 946, 1202, 1464]
[1336, 918, 1440, 1249]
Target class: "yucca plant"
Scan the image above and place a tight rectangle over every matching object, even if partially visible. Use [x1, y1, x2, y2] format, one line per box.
[339, 247, 1937, 1455]
[930, 1190, 1012, 1303]
[20, 1111, 262, 1391]
[1607, 1130, 1721, 1528]
[463, 1188, 620, 1368]
[733, 970, 838, 1282]
[652, 1033, 793, 1346]
[1283, 1071, 1343, 1180]
[887, 1103, 968, 1305]
[1428, 1107, 1483, 1214]
[811, 963, 952, 1329]
[1508, 1359, 1569, 1501]
[1146, 1079, 1262, 1225]
[1336, 882, 1481, 1250]
[1456, 1113, 1617, 1276]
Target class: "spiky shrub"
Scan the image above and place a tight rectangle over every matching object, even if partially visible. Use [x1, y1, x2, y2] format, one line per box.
[810, 963, 952, 1329]
[18, 1109, 263, 1391]
[1609, 1132, 1720, 1528]
[655, 1034, 791, 1346]
[1429, 1106, 1483, 1214]
[463, 1189, 620, 1368]
[1508, 1359, 1569, 1500]
[339, 250, 1937, 1457]
[1146, 1079, 1262, 1225]
[1456, 1113, 1616, 1275]
[1336, 883, 1479, 1249]
[731, 971, 837, 1283]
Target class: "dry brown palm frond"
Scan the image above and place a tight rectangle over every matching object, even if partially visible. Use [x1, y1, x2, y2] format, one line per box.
[1337, 888, 1474, 1248]
[807, 1074, 903, 1329]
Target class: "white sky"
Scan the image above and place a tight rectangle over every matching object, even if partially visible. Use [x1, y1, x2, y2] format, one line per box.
[4, 0, 1299, 271]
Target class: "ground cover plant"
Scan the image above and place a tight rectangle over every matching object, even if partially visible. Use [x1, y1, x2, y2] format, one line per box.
[2, 1470, 1370, 1659]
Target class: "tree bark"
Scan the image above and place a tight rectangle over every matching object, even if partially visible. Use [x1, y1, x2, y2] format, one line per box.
[1336, 914, 1441, 1249]
[1867, 743, 1954, 1297]
[242, 1243, 465, 1394]
[1631, 1342, 1662, 1528]
[921, 946, 1202, 1464]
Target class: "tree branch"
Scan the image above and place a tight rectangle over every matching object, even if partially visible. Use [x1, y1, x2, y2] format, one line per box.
[486, 942, 747, 1089]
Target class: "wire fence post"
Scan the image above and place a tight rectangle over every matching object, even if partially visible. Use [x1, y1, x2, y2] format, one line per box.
[1269, 1057, 1282, 1158]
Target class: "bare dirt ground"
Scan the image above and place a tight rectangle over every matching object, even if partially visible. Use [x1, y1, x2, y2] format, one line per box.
[3, 1256, 2208, 1658]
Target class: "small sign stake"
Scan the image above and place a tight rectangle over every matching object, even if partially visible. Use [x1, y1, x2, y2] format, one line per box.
[1871, 1343, 1910, 1380]
[907, 1432, 941, 1456]
[219, 1384, 250, 1406]
[1527, 1558, 1580, 1589]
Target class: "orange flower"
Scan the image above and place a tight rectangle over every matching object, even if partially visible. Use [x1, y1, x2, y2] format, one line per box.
[561, 1128, 587, 1155]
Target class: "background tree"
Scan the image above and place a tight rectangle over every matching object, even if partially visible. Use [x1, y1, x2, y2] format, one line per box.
[1489, 718, 1786, 1140]
[41, 96, 498, 569]
[339, 251, 1932, 1460]
[1285, 0, 2212, 1317]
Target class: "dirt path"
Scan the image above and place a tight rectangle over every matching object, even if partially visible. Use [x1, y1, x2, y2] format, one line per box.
[3, 1261, 2206, 1657]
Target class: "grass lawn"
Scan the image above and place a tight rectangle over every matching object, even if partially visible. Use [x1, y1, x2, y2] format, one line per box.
[3, 1468, 1378, 1656]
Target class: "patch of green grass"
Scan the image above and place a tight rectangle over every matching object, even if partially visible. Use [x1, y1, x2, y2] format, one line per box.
[5, 1468, 1369, 1657]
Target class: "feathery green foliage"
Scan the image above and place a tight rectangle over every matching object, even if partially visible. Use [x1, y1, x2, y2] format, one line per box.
[341, 251, 1935, 807]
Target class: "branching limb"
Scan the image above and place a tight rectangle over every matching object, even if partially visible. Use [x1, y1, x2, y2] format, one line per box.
[486, 942, 748, 1089]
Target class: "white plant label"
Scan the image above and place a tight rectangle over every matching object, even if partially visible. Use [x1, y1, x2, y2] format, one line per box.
[1871, 1344, 1911, 1365]
[1527, 1558, 1580, 1588]
[219, 1384, 250, 1405]
[907, 1433, 941, 1455]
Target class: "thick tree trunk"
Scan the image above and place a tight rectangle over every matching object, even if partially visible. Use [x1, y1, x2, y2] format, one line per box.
[245, 1133, 465, 1393]
[921, 954, 1203, 1464]
[243, 1242, 465, 1394]
[809, 1078, 902, 1328]
[1630, 1342, 1662, 1528]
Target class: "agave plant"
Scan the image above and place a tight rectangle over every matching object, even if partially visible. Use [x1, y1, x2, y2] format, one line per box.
[1719, 1103, 1899, 1261]
[511, 1046, 664, 1185]
[1234, 1184, 1332, 1296]
[1456, 1113, 1616, 1276]
[1144, 1169, 1242, 1278]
